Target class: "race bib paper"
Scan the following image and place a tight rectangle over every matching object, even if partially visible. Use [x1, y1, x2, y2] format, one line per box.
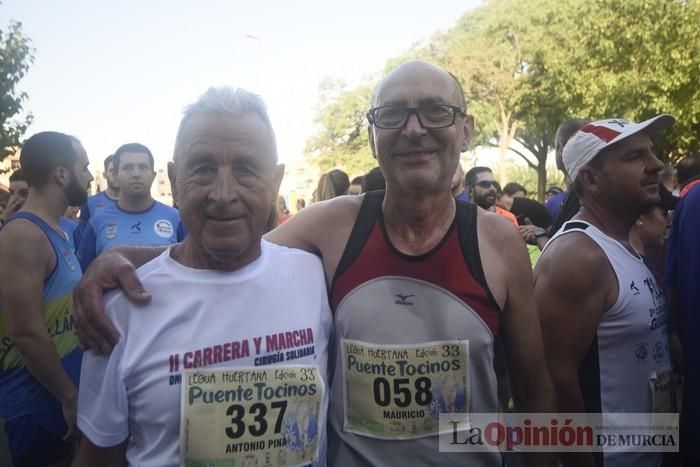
[651, 370, 681, 413]
[342, 339, 469, 440]
[180, 366, 324, 467]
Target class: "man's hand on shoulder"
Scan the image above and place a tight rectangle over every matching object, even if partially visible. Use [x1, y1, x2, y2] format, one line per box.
[73, 249, 151, 354]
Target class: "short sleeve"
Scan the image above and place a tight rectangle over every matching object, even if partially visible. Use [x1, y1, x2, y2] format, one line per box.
[77, 339, 129, 447]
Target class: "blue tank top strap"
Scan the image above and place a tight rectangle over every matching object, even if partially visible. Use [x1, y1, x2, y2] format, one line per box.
[3, 212, 65, 283]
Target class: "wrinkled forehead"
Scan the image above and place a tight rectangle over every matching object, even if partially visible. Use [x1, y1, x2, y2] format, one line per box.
[373, 66, 461, 107]
[175, 112, 277, 164]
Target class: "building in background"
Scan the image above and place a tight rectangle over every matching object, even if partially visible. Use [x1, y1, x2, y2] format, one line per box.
[279, 159, 320, 213]
[0, 151, 21, 205]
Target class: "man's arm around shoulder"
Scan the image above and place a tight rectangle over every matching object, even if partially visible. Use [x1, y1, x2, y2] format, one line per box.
[265, 195, 362, 255]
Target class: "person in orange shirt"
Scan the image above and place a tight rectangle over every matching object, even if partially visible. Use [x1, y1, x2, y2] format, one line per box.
[464, 166, 518, 227]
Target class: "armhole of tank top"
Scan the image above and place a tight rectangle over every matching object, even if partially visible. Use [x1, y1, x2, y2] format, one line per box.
[5, 212, 61, 284]
[562, 222, 625, 317]
[456, 201, 502, 315]
[330, 190, 385, 293]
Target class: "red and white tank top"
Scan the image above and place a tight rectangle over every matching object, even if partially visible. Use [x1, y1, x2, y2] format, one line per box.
[327, 191, 503, 467]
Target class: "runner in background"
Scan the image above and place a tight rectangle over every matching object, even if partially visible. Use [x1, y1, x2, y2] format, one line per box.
[0, 131, 93, 467]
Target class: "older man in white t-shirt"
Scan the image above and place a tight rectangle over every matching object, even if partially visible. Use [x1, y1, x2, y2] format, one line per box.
[74, 88, 332, 467]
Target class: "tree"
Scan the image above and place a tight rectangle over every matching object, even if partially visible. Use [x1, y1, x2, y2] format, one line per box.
[543, 0, 700, 162]
[1, 17, 34, 163]
[304, 79, 376, 177]
[432, 3, 524, 187]
[304, 0, 700, 195]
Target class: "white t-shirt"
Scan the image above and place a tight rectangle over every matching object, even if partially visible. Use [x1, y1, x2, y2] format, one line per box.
[78, 241, 332, 467]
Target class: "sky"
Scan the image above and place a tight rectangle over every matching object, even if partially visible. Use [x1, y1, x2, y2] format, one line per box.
[3, 0, 482, 173]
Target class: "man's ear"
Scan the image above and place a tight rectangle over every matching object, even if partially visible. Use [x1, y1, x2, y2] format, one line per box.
[54, 166, 70, 187]
[578, 166, 600, 195]
[167, 161, 177, 206]
[368, 126, 378, 160]
[460, 115, 475, 152]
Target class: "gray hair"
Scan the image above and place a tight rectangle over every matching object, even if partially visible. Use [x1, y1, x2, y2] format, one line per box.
[174, 86, 277, 161]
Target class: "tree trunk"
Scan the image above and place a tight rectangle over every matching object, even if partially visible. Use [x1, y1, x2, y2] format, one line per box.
[497, 102, 517, 186]
[537, 160, 547, 202]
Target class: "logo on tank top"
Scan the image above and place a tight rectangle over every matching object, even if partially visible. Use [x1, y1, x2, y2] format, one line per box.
[634, 343, 649, 362]
[105, 222, 117, 239]
[61, 248, 77, 271]
[130, 221, 142, 233]
[630, 281, 640, 295]
[154, 219, 173, 238]
[394, 293, 415, 306]
[653, 342, 665, 363]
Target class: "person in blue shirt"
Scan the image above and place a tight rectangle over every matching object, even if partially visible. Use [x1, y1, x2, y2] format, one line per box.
[77, 143, 182, 271]
[0, 131, 93, 467]
[73, 155, 119, 248]
[544, 118, 590, 222]
[665, 182, 700, 466]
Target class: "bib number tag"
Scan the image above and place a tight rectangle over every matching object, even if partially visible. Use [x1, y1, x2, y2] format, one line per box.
[180, 366, 323, 467]
[650, 370, 681, 413]
[342, 339, 469, 440]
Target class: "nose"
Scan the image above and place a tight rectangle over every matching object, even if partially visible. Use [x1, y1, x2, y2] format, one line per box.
[208, 168, 240, 204]
[402, 112, 427, 138]
[647, 151, 664, 174]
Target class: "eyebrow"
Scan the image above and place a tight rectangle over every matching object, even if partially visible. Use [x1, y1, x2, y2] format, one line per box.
[380, 96, 451, 107]
[185, 150, 216, 165]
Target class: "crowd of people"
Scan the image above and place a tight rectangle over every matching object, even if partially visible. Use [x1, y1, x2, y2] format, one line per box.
[0, 60, 698, 467]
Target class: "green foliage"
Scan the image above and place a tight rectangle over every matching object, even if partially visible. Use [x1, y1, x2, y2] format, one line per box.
[539, 0, 700, 161]
[304, 0, 700, 191]
[0, 17, 34, 162]
[304, 79, 376, 177]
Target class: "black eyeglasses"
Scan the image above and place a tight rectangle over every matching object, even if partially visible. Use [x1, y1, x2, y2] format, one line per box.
[366, 104, 466, 129]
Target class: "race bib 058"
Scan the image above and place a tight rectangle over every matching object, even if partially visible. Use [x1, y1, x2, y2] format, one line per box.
[181, 366, 324, 467]
[342, 339, 469, 440]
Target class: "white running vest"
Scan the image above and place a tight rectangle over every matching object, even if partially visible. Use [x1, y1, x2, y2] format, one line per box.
[543, 221, 672, 467]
